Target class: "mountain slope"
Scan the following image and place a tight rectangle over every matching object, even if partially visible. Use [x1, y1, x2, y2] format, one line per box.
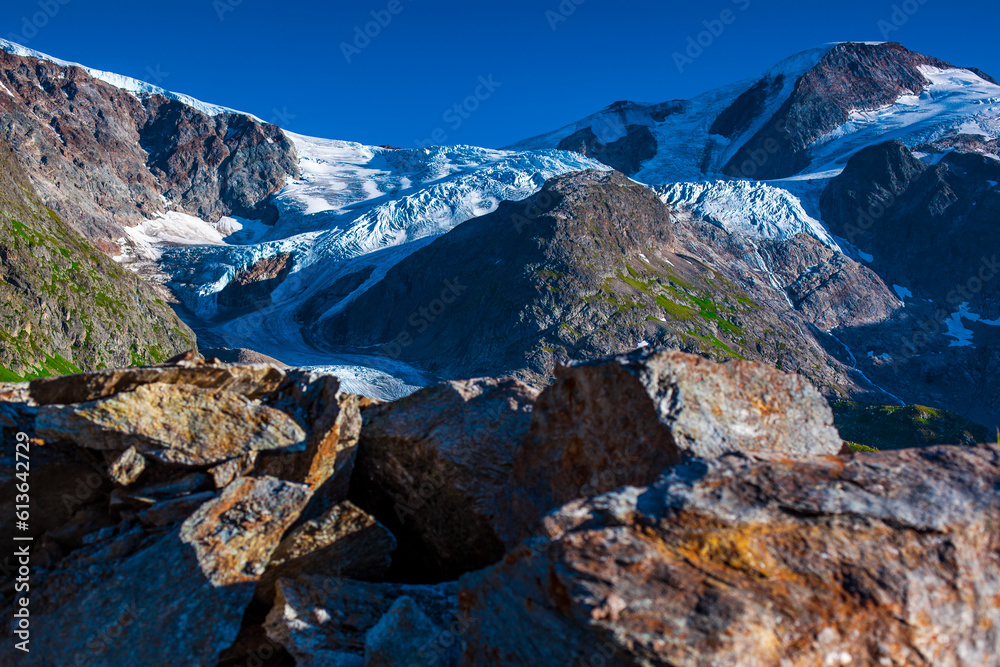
[0, 41, 297, 252]
[314, 170, 877, 397]
[0, 139, 195, 379]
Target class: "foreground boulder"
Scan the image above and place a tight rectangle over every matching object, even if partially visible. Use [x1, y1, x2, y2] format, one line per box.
[265, 575, 459, 666]
[29, 476, 311, 666]
[351, 378, 539, 580]
[460, 445, 1000, 666]
[352, 350, 842, 579]
[0, 356, 372, 666]
[500, 348, 842, 544]
[532, 348, 842, 459]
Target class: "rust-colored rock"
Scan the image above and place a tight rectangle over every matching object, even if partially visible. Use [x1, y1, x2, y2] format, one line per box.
[181, 476, 312, 587]
[36, 383, 306, 466]
[27, 476, 311, 666]
[253, 371, 364, 512]
[461, 445, 1000, 666]
[502, 348, 841, 545]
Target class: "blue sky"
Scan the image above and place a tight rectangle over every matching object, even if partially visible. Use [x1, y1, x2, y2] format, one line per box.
[4, 0, 998, 148]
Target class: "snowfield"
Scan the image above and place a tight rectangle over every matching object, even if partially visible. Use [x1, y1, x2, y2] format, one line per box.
[805, 66, 1000, 174]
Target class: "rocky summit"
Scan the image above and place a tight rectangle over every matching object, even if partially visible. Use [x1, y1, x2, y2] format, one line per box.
[1, 349, 997, 666]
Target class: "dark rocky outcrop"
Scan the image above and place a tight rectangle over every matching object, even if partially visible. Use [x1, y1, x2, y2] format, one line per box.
[140, 98, 297, 224]
[709, 73, 785, 139]
[216, 253, 296, 312]
[822, 140, 1000, 318]
[317, 170, 861, 398]
[761, 233, 900, 330]
[915, 133, 1000, 159]
[817, 139, 1000, 427]
[556, 124, 657, 175]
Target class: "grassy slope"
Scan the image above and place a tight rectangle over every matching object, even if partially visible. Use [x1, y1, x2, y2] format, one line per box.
[0, 140, 195, 380]
[834, 401, 993, 451]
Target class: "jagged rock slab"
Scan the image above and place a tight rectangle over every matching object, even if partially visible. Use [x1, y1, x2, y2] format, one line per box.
[350, 378, 539, 580]
[30, 476, 311, 666]
[27, 361, 287, 406]
[253, 371, 364, 512]
[36, 383, 306, 466]
[255, 501, 396, 605]
[265, 575, 458, 667]
[460, 445, 1000, 666]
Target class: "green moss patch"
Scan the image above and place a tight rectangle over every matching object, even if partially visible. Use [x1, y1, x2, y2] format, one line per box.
[833, 401, 991, 451]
